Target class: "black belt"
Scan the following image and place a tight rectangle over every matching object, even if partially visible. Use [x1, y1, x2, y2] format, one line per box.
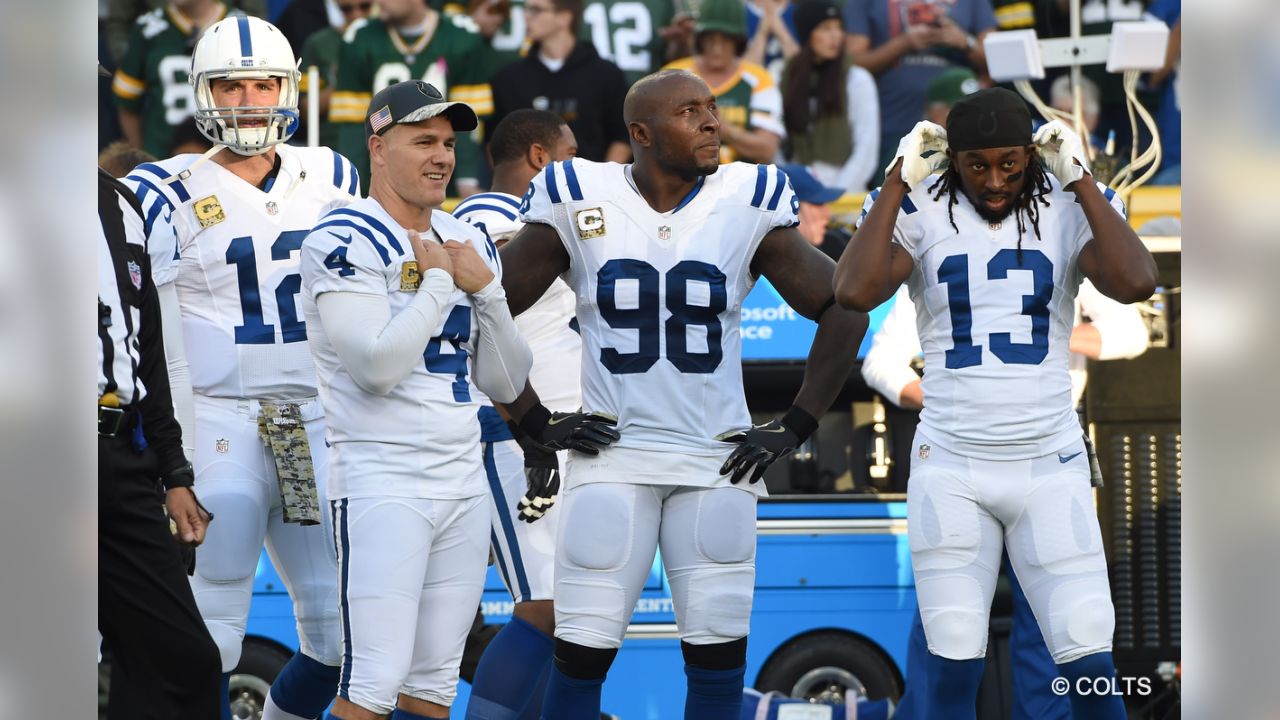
[98, 404, 138, 438]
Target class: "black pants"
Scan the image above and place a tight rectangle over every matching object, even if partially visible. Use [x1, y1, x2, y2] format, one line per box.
[99, 434, 221, 720]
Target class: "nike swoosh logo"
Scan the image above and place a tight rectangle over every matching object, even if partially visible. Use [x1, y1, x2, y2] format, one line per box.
[757, 426, 788, 433]
[329, 231, 353, 244]
[1058, 452, 1083, 463]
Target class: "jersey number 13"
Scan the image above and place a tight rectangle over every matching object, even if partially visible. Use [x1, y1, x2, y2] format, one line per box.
[938, 248, 1055, 369]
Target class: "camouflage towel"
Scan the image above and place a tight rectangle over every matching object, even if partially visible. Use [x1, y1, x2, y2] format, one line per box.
[257, 402, 322, 525]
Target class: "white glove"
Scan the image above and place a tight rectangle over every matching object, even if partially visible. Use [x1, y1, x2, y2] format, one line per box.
[1034, 120, 1090, 187]
[888, 121, 950, 190]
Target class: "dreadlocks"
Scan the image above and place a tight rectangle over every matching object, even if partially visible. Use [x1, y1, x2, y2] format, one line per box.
[927, 154, 1054, 265]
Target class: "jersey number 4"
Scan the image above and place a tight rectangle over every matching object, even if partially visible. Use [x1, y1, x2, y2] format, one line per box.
[423, 305, 472, 402]
[597, 259, 726, 375]
[938, 249, 1054, 369]
[226, 231, 309, 345]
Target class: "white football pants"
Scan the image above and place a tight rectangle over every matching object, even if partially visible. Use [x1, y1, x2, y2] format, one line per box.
[908, 431, 1115, 664]
[332, 494, 489, 714]
[189, 395, 340, 671]
[553, 481, 758, 650]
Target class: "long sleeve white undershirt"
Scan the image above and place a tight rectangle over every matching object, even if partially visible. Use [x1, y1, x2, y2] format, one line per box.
[468, 276, 533, 404]
[315, 268, 455, 396]
[157, 280, 194, 460]
[860, 287, 923, 407]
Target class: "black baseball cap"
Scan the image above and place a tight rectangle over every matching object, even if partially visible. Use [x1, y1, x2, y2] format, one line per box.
[365, 80, 479, 139]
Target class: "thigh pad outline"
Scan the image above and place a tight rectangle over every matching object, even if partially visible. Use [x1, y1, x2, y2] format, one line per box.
[693, 488, 756, 564]
[561, 485, 634, 572]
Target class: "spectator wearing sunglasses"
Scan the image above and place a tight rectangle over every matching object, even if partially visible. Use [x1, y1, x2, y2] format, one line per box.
[298, 0, 374, 150]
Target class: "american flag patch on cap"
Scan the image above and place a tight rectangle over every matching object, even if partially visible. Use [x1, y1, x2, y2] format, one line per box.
[369, 104, 394, 134]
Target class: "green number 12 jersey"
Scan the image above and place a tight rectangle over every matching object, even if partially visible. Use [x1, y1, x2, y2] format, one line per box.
[579, 0, 674, 86]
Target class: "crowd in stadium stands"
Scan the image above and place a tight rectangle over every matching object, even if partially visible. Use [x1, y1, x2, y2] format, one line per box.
[98, 0, 1181, 195]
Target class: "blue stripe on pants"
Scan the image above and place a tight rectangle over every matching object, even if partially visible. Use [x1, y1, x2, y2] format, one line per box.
[484, 443, 531, 602]
[333, 499, 353, 699]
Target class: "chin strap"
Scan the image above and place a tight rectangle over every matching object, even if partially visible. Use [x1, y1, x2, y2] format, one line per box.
[163, 144, 306, 199]
[167, 144, 224, 184]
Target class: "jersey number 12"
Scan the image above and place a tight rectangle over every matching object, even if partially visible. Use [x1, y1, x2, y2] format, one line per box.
[226, 231, 309, 345]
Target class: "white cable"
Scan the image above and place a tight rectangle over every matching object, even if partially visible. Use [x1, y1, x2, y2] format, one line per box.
[1109, 71, 1163, 195]
[1015, 79, 1096, 162]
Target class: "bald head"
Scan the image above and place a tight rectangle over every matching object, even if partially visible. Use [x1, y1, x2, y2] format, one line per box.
[623, 69, 711, 126]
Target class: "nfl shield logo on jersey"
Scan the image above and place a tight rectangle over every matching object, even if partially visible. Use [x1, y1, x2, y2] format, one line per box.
[265, 201, 279, 216]
[658, 225, 671, 242]
[127, 260, 142, 290]
[215, 438, 230, 454]
[918, 444, 930, 459]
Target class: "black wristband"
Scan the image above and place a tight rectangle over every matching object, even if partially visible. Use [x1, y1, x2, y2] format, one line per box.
[160, 462, 195, 491]
[517, 403, 552, 438]
[781, 406, 819, 443]
[506, 419, 527, 440]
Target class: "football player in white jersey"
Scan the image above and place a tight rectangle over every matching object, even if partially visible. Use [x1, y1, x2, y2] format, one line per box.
[453, 109, 583, 720]
[298, 80, 535, 720]
[497, 69, 869, 719]
[834, 88, 1157, 719]
[861, 282, 1147, 720]
[124, 16, 359, 720]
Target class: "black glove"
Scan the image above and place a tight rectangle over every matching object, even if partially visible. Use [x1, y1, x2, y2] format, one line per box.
[518, 404, 620, 456]
[718, 407, 819, 484]
[516, 438, 560, 523]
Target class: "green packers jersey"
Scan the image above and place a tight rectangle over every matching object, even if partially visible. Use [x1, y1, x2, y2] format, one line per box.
[579, 0, 674, 85]
[113, 3, 232, 158]
[330, 14, 497, 191]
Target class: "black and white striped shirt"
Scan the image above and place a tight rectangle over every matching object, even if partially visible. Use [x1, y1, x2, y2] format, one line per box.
[98, 171, 148, 405]
[97, 169, 186, 472]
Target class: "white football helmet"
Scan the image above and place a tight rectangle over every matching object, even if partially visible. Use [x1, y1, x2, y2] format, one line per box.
[190, 16, 300, 156]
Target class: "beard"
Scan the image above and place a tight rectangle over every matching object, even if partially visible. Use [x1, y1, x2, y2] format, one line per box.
[968, 190, 1018, 224]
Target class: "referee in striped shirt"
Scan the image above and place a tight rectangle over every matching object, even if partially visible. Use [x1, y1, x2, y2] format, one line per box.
[98, 166, 221, 719]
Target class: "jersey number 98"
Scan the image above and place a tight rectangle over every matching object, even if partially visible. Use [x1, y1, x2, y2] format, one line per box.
[597, 258, 726, 374]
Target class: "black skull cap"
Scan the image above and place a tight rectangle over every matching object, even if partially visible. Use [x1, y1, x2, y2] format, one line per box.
[945, 86, 1032, 152]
